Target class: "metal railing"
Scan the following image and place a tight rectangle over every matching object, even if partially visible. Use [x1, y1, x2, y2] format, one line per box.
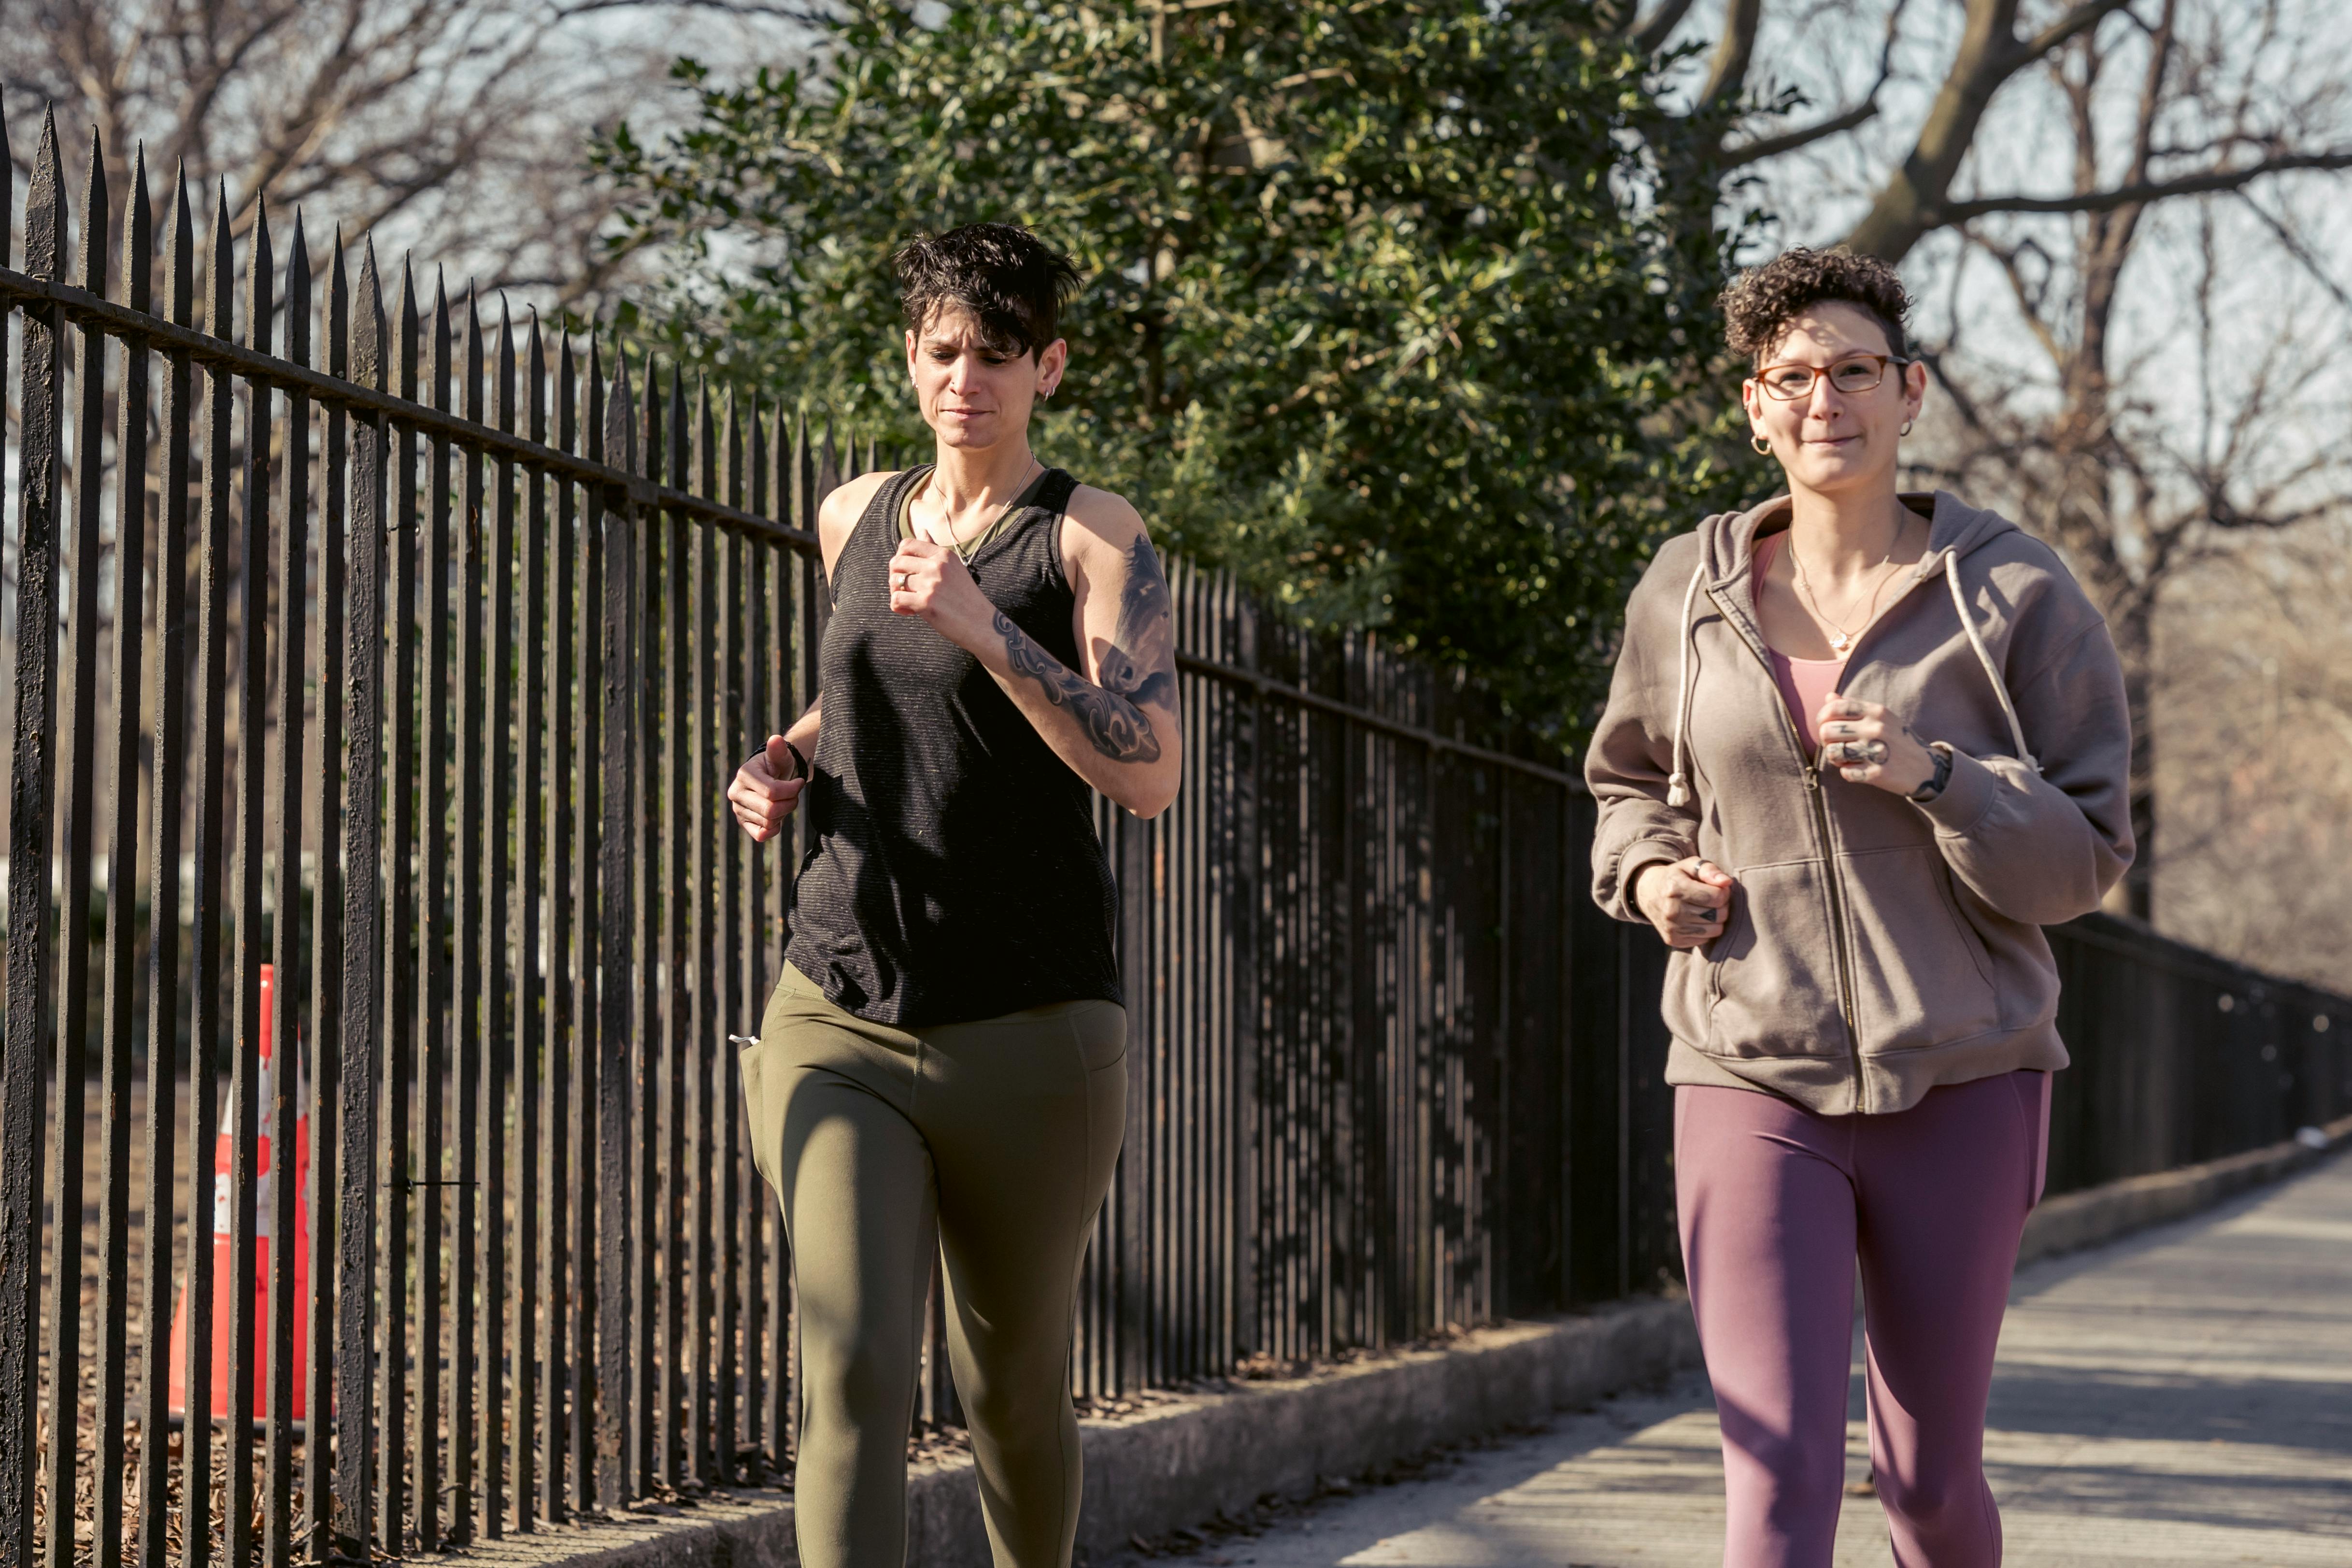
[2045, 914, 2350, 1193]
[0, 111, 1651, 1567]
[0, 114, 849, 1564]
[2, 106, 2348, 1568]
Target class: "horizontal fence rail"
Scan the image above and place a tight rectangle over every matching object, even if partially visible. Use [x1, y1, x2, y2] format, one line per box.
[3, 108, 2350, 1568]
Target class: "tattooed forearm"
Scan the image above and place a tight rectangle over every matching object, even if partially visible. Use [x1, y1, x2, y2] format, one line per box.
[996, 610, 1164, 763]
[1103, 535, 1179, 711]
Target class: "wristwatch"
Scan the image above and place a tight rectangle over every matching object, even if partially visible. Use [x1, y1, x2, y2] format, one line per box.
[1909, 742, 1953, 803]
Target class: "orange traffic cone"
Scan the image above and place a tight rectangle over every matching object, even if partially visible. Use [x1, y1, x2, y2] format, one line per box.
[168, 964, 313, 1426]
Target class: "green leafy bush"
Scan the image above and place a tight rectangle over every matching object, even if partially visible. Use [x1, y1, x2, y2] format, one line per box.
[595, 0, 1755, 737]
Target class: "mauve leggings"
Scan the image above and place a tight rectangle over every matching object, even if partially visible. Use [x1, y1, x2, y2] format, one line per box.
[1675, 1070, 2050, 1568]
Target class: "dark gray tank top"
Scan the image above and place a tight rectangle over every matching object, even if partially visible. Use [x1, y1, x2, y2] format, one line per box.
[785, 465, 1121, 1026]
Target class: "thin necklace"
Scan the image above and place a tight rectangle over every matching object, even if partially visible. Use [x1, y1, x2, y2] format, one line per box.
[918, 457, 1040, 565]
[1789, 533, 1903, 656]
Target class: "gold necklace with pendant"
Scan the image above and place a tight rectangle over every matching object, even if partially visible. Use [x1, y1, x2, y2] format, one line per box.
[919, 457, 1041, 566]
[1790, 539, 1901, 656]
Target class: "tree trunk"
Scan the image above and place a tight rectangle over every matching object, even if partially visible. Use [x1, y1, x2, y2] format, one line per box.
[1842, 0, 2024, 260]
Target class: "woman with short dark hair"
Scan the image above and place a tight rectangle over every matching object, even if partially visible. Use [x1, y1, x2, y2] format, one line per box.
[1586, 247, 2133, 1567]
[728, 222, 1180, 1568]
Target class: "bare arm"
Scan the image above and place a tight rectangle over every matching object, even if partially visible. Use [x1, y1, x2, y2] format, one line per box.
[888, 487, 1183, 817]
[726, 474, 883, 843]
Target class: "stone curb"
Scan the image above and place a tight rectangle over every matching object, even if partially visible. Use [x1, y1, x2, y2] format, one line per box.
[2015, 1112, 2352, 1266]
[454, 1297, 1701, 1568]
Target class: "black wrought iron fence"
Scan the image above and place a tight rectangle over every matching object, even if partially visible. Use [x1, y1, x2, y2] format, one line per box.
[2, 105, 2349, 1568]
[2044, 915, 2351, 1193]
[0, 113, 857, 1565]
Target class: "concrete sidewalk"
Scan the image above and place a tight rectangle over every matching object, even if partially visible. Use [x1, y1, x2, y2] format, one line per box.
[1129, 1151, 2352, 1568]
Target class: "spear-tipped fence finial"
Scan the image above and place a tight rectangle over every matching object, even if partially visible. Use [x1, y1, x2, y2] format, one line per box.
[165, 162, 194, 328]
[586, 331, 605, 465]
[77, 124, 108, 293]
[119, 143, 153, 313]
[606, 335, 638, 477]
[2, 86, 14, 270]
[356, 237, 386, 391]
[497, 291, 518, 433]
[395, 251, 421, 400]
[326, 223, 349, 379]
[206, 179, 234, 341]
[25, 103, 67, 283]
[245, 195, 274, 354]
[285, 209, 312, 369]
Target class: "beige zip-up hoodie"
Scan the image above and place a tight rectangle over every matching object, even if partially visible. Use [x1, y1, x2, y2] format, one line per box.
[1586, 491, 2134, 1115]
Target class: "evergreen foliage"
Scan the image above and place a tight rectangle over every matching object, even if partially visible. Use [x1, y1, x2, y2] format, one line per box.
[594, 0, 1756, 735]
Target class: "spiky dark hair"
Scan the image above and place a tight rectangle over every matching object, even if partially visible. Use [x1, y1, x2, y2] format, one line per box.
[1721, 246, 1912, 364]
[894, 223, 1081, 361]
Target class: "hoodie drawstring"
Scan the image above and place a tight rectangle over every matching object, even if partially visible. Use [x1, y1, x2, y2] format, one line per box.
[1664, 561, 1708, 808]
[1938, 549, 2040, 774]
[1661, 546, 2043, 811]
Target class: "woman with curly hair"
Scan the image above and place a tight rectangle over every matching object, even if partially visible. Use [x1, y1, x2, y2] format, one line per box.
[1585, 248, 2133, 1567]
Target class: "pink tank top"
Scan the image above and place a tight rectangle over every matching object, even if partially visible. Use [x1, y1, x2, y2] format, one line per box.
[1752, 532, 1843, 755]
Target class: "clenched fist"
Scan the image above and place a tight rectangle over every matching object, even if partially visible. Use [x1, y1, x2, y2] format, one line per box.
[1634, 856, 1737, 950]
[1813, 695, 1936, 796]
[888, 538, 996, 649]
[728, 734, 806, 842]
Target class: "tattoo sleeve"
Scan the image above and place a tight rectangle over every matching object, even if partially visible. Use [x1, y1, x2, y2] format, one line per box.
[995, 534, 1179, 764]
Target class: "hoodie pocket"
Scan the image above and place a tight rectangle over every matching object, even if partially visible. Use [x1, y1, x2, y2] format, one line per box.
[1837, 845, 2003, 1054]
[1699, 859, 1847, 1059]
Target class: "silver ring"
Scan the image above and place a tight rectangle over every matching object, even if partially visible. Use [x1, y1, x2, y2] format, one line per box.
[896, 570, 908, 591]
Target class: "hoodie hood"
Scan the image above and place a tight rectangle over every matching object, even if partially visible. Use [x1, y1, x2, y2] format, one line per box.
[1695, 490, 2023, 587]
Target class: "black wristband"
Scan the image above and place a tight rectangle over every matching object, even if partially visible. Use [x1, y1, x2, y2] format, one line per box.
[784, 739, 809, 781]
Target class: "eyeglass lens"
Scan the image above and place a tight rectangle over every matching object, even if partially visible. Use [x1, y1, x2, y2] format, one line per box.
[1763, 357, 1889, 398]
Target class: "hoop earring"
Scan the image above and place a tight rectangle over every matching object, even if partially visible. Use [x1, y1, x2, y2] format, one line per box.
[1751, 434, 1772, 456]
[1900, 417, 1915, 437]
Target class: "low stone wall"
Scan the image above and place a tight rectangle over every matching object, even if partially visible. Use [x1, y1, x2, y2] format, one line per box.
[2017, 1112, 2352, 1266]
[1059, 1297, 1699, 1563]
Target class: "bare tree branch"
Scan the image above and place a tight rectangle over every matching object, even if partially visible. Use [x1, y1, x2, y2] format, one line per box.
[555, 0, 830, 18]
[1841, 0, 2139, 260]
[1610, 0, 1700, 55]
[1719, 0, 1910, 169]
[1939, 147, 2352, 221]
[1719, 95, 1881, 167]
[5, 0, 812, 309]
[2232, 189, 2352, 312]
[2017, 0, 2143, 65]
[1699, 0, 1762, 108]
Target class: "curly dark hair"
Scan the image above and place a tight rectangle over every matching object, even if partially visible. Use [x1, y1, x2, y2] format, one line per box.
[895, 223, 1081, 361]
[1721, 247, 1911, 365]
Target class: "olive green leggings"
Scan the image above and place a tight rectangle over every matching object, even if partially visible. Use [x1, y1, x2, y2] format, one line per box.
[742, 965, 1127, 1568]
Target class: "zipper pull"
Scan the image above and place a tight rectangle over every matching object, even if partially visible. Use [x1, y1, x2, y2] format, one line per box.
[1803, 766, 1821, 791]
